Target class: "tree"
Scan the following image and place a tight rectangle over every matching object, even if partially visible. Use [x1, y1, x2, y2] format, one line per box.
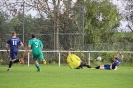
[0, 11, 12, 49]
[1, 0, 122, 50]
[121, 0, 133, 32]
[112, 0, 133, 32]
[84, 0, 121, 44]
[1, 0, 84, 51]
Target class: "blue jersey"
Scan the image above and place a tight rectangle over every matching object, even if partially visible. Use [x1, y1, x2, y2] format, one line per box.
[111, 61, 120, 69]
[6, 38, 22, 52]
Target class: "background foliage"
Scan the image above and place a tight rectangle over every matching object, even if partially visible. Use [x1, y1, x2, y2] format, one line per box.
[0, 0, 133, 65]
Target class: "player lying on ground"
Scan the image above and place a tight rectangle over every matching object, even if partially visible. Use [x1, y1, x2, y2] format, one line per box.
[66, 51, 91, 69]
[92, 51, 123, 70]
[6, 31, 24, 72]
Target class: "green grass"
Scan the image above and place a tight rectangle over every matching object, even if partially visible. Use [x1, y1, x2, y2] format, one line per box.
[0, 64, 133, 88]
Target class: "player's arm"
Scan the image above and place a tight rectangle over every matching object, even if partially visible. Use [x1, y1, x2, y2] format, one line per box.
[110, 64, 118, 70]
[24, 41, 31, 53]
[66, 56, 73, 69]
[117, 51, 124, 59]
[113, 66, 118, 70]
[40, 46, 43, 50]
[23, 45, 31, 58]
[20, 42, 24, 47]
[119, 51, 124, 59]
[68, 63, 72, 69]
[5, 43, 9, 53]
[66, 60, 72, 69]
[26, 45, 31, 52]
[75, 55, 81, 61]
[19, 42, 24, 48]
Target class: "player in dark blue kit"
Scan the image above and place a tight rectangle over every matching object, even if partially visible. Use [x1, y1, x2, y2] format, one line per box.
[92, 51, 123, 70]
[6, 31, 24, 72]
[117, 51, 123, 65]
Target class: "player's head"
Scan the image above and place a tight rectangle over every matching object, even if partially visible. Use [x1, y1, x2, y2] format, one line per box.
[114, 56, 118, 61]
[12, 31, 16, 37]
[32, 34, 36, 38]
[67, 51, 71, 56]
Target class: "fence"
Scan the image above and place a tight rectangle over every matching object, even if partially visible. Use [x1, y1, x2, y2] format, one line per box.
[0, 4, 85, 51]
[0, 1, 133, 51]
[1, 1, 133, 62]
[0, 50, 133, 66]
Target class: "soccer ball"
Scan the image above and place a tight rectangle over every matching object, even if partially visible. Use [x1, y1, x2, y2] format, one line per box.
[97, 56, 102, 61]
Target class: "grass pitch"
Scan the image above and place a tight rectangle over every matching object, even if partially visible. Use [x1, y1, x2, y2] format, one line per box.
[0, 64, 133, 88]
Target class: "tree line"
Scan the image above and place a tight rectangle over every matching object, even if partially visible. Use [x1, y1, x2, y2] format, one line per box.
[0, 0, 133, 50]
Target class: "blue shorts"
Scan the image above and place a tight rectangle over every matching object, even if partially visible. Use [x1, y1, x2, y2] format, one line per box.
[10, 51, 18, 60]
[104, 64, 111, 70]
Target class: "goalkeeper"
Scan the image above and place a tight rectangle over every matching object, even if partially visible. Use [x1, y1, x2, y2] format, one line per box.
[66, 51, 91, 69]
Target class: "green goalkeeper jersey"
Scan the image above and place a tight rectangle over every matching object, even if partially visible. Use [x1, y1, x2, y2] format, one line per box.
[28, 38, 43, 54]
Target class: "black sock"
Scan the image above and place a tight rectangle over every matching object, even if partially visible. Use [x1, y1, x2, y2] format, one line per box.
[9, 61, 13, 68]
[86, 65, 91, 68]
[75, 67, 80, 69]
[80, 62, 91, 68]
[95, 66, 100, 69]
[14, 59, 19, 63]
